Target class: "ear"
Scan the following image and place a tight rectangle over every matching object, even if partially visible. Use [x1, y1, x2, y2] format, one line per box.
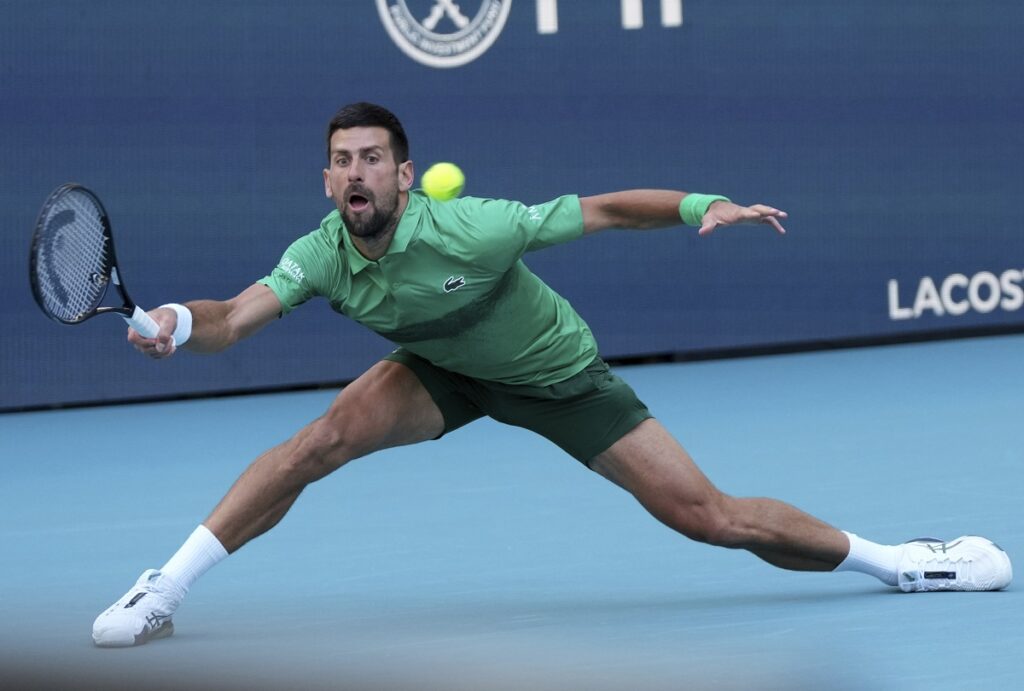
[322, 168, 332, 198]
[398, 160, 414, 192]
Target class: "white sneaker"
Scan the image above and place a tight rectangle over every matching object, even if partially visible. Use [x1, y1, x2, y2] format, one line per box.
[92, 569, 187, 647]
[897, 536, 1013, 592]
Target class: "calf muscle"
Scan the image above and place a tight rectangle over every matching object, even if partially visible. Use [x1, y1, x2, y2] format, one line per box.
[590, 419, 848, 571]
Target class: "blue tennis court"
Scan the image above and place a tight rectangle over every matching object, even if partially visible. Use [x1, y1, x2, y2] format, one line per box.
[1, 334, 1020, 690]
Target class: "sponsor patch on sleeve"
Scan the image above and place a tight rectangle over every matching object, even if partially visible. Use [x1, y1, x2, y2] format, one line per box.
[278, 257, 306, 284]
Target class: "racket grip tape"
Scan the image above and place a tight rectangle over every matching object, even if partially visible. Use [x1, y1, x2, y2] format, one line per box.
[122, 304, 173, 344]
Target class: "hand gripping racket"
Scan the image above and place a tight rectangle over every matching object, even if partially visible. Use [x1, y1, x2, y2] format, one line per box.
[29, 183, 161, 338]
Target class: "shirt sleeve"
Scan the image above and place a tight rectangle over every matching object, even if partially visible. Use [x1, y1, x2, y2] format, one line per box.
[256, 230, 336, 315]
[491, 194, 584, 252]
[440, 194, 585, 271]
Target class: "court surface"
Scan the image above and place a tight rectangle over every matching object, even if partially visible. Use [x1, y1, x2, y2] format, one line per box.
[1, 334, 1020, 690]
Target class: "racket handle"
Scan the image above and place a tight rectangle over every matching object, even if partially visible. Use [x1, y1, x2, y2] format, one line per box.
[122, 305, 162, 340]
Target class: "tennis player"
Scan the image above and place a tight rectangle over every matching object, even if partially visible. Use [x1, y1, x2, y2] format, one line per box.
[93, 102, 1012, 647]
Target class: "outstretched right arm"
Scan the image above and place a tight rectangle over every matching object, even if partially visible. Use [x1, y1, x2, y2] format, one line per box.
[127, 283, 282, 359]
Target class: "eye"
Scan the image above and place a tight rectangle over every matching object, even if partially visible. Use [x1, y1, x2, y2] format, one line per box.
[366, 154, 380, 164]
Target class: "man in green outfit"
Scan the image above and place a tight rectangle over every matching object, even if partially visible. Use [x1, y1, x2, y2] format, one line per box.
[92, 102, 1012, 647]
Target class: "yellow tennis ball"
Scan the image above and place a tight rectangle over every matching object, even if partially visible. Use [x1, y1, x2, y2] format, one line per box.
[421, 162, 465, 201]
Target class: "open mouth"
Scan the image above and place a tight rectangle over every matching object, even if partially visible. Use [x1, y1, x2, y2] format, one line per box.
[348, 193, 371, 213]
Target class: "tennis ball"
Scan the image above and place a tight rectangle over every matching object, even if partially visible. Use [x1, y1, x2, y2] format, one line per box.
[421, 162, 465, 201]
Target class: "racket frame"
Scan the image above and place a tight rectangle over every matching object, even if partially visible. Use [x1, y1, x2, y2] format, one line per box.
[29, 183, 161, 338]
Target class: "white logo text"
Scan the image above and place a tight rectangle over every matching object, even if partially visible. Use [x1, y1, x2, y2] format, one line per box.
[888, 268, 1024, 320]
[278, 258, 306, 284]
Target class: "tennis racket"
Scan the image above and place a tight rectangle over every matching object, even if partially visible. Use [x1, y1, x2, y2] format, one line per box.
[29, 183, 162, 339]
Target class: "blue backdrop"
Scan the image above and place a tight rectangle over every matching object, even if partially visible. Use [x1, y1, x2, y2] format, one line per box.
[3, 1, 1023, 410]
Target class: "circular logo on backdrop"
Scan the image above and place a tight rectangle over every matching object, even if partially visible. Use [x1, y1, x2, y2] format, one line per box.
[376, 0, 513, 69]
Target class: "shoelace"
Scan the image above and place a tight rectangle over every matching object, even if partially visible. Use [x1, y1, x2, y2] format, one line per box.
[124, 572, 186, 608]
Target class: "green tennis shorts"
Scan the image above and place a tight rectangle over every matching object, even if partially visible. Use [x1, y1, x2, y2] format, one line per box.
[385, 348, 652, 463]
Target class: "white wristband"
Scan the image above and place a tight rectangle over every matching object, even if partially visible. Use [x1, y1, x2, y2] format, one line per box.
[160, 303, 193, 346]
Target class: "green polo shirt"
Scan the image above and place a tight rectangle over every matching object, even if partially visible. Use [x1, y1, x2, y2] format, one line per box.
[258, 191, 598, 385]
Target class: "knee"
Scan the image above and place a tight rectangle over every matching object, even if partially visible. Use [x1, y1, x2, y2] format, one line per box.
[659, 493, 747, 549]
[282, 417, 357, 481]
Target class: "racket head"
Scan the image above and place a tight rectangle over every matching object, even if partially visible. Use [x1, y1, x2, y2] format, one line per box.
[29, 183, 120, 324]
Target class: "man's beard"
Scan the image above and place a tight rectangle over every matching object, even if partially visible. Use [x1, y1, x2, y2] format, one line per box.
[342, 188, 398, 242]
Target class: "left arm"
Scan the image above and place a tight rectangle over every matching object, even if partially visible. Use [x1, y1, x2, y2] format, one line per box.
[580, 190, 787, 237]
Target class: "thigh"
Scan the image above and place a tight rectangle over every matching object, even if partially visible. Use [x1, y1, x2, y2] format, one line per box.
[320, 359, 447, 459]
[384, 348, 485, 435]
[588, 418, 721, 515]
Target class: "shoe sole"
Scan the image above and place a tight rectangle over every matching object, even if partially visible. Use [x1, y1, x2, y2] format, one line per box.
[94, 620, 174, 648]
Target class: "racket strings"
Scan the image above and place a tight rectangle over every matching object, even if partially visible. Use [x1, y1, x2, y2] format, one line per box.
[35, 190, 110, 320]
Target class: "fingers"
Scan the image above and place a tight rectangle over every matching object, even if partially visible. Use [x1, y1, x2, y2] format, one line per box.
[154, 333, 177, 356]
[128, 329, 177, 359]
[127, 307, 178, 359]
[750, 205, 787, 235]
[698, 203, 788, 236]
[765, 216, 786, 235]
[749, 204, 787, 218]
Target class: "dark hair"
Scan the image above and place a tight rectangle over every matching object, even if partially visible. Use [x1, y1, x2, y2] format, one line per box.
[325, 102, 409, 163]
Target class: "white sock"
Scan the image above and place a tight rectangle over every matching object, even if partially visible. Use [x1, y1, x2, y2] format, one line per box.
[160, 524, 229, 593]
[834, 531, 900, 586]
